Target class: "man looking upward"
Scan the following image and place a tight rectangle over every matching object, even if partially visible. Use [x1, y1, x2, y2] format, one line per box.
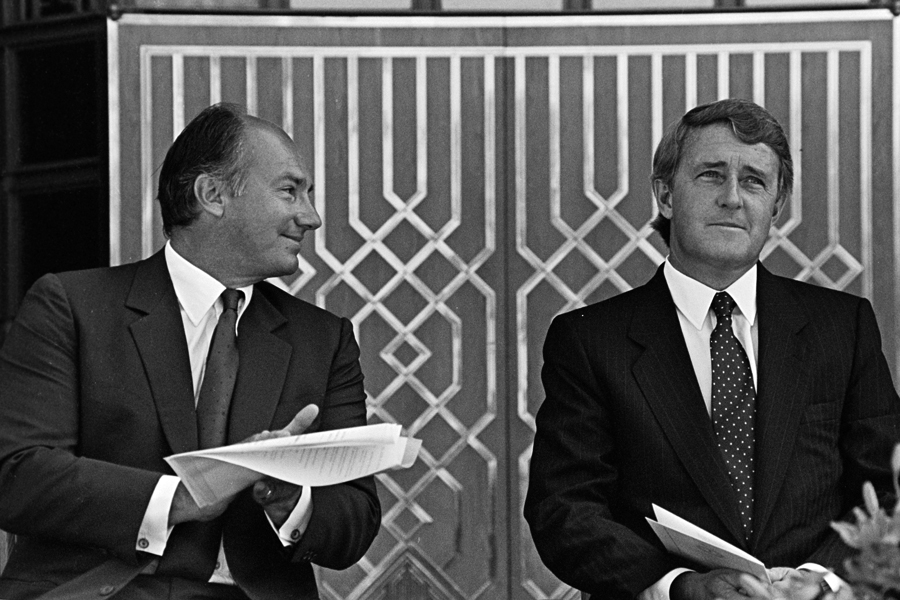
[525, 98, 900, 600]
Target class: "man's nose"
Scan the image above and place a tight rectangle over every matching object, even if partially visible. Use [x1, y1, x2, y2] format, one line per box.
[296, 199, 322, 230]
[718, 177, 743, 209]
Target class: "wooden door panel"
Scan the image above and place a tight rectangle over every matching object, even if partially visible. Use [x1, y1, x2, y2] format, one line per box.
[109, 11, 897, 599]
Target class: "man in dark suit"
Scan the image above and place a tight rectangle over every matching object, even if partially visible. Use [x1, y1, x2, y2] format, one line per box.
[0, 103, 380, 599]
[524, 99, 900, 600]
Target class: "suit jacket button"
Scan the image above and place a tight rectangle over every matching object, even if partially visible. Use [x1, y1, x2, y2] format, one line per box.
[100, 585, 116, 596]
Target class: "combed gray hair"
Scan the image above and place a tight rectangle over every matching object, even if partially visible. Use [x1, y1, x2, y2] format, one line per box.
[649, 98, 793, 246]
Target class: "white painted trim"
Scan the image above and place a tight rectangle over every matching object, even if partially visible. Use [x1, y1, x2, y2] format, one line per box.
[651, 52, 663, 149]
[246, 55, 258, 116]
[893, 17, 900, 378]
[685, 51, 697, 110]
[859, 41, 873, 299]
[752, 51, 765, 106]
[107, 19, 121, 266]
[717, 51, 729, 100]
[115, 9, 892, 30]
[139, 47, 154, 259]
[281, 56, 293, 136]
[209, 55, 221, 104]
[172, 53, 184, 136]
[138, 40, 871, 59]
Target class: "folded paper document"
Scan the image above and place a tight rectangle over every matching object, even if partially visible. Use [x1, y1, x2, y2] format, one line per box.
[646, 504, 770, 583]
[166, 423, 422, 507]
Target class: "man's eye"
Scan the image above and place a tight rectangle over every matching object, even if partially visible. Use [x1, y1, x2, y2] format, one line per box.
[744, 176, 765, 187]
[699, 171, 722, 180]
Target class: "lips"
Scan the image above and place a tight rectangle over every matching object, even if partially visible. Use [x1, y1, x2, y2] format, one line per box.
[282, 235, 305, 249]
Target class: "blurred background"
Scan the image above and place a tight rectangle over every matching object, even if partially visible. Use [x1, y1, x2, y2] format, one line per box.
[0, 0, 896, 598]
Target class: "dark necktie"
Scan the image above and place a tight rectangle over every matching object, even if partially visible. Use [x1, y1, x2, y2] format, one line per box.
[158, 288, 242, 579]
[710, 291, 756, 538]
[197, 288, 242, 449]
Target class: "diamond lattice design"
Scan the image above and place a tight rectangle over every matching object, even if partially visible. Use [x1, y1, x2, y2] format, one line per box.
[131, 27, 875, 600]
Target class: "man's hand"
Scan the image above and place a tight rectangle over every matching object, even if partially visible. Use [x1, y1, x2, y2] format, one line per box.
[169, 481, 233, 526]
[764, 568, 822, 600]
[243, 404, 320, 528]
[671, 569, 762, 600]
[739, 570, 852, 600]
[169, 405, 320, 528]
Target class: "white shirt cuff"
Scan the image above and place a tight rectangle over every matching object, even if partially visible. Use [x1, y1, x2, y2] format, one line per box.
[798, 563, 846, 592]
[265, 485, 314, 547]
[137, 475, 179, 555]
[638, 568, 694, 600]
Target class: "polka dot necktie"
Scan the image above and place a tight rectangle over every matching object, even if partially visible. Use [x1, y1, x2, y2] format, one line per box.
[710, 291, 755, 539]
[196, 288, 243, 449]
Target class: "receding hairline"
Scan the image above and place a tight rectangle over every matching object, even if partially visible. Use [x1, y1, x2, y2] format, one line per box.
[234, 115, 306, 167]
[241, 114, 295, 143]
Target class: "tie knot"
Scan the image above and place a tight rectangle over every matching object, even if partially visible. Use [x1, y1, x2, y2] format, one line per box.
[711, 291, 736, 320]
[221, 288, 243, 312]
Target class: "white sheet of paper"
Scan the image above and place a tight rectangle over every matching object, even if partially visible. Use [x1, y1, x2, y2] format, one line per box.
[165, 423, 422, 507]
[647, 504, 769, 583]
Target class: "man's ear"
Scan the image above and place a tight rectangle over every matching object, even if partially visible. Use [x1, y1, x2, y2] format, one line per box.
[652, 179, 674, 219]
[771, 191, 787, 225]
[193, 174, 227, 218]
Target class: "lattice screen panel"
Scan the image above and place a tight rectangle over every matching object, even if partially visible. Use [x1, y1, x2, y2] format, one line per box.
[110, 11, 896, 599]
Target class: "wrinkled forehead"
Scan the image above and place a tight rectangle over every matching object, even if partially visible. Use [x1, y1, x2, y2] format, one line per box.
[680, 122, 780, 173]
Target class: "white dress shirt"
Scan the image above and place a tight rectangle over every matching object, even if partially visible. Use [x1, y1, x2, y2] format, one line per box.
[664, 260, 759, 413]
[639, 260, 840, 600]
[639, 260, 758, 600]
[135, 242, 312, 584]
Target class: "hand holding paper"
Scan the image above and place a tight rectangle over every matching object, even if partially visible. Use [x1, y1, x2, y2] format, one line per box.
[166, 423, 422, 507]
[646, 504, 769, 583]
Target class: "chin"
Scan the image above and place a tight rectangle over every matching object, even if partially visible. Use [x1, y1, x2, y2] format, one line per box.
[277, 255, 302, 276]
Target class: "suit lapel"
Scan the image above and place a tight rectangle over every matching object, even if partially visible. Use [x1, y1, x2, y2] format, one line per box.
[629, 267, 748, 545]
[749, 266, 810, 545]
[227, 286, 293, 443]
[127, 251, 199, 455]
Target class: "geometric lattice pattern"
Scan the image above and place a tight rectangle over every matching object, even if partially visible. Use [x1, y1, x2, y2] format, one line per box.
[110, 10, 892, 600]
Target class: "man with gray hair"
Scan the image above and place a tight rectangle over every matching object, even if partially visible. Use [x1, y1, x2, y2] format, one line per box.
[525, 98, 900, 600]
[0, 103, 380, 599]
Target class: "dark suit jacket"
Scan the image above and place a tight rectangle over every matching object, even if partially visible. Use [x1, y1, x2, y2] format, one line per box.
[0, 250, 381, 599]
[524, 264, 900, 599]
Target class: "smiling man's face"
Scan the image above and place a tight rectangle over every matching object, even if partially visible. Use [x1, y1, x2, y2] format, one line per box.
[218, 121, 322, 286]
[654, 121, 785, 289]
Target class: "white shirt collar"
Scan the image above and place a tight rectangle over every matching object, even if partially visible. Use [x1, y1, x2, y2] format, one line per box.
[663, 259, 758, 331]
[164, 241, 254, 327]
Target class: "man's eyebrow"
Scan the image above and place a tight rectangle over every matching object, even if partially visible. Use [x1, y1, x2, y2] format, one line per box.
[743, 164, 774, 179]
[692, 160, 774, 178]
[275, 174, 309, 188]
[695, 160, 727, 170]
